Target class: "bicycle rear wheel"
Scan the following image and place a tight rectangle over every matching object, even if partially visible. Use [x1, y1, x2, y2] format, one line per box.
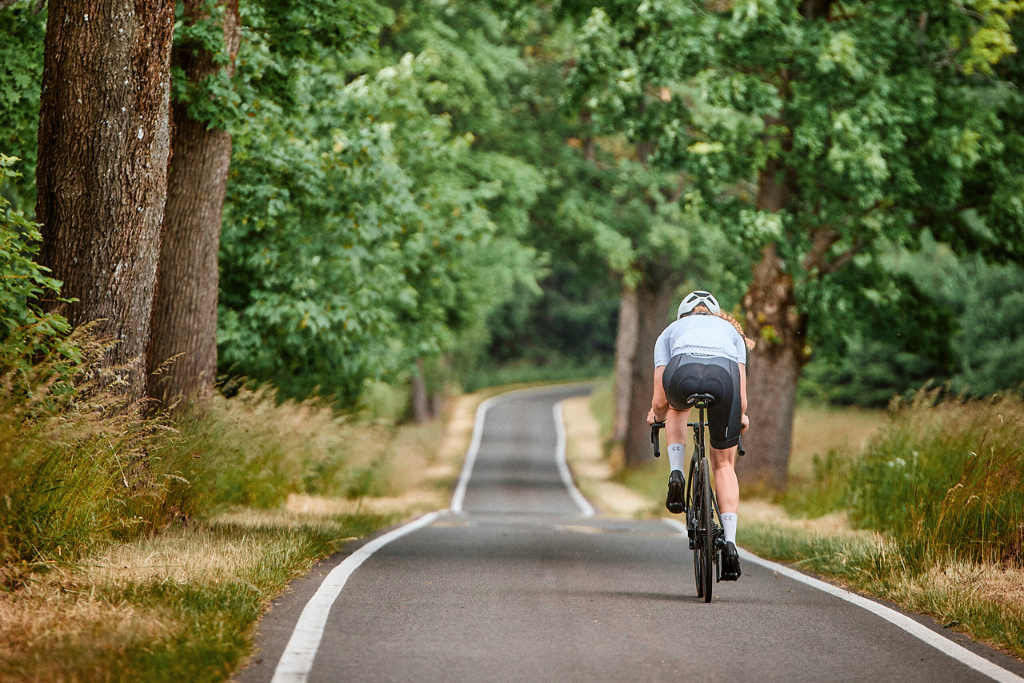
[690, 467, 703, 598]
[698, 457, 714, 602]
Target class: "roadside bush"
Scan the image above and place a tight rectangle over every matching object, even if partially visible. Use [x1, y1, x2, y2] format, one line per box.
[162, 387, 386, 514]
[849, 391, 1024, 568]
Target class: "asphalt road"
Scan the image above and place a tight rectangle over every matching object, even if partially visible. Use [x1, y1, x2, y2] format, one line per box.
[240, 385, 1024, 683]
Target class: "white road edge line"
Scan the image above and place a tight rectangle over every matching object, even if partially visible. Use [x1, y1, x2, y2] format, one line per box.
[662, 519, 1023, 683]
[449, 393, 499, 513]
[270, 511, 441, 683]
[272, 386, 591, 682]
[553, 400, 595, 517]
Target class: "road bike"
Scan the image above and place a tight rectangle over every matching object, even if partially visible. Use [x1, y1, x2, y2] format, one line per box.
[651, 394, 742, 603]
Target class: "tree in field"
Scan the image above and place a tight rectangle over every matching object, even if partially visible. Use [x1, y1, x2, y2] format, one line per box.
[146, 0, 241, 408]
[568, 0, 1024, 487]
[147, 0, 391, 409]
[35, 0, 176, 399]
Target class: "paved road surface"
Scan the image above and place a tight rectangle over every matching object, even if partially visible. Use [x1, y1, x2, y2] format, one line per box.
[240, 385, 1024, 683]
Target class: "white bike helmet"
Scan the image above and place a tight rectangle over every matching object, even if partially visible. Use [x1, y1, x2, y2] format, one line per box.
[677, 290, 720, 318]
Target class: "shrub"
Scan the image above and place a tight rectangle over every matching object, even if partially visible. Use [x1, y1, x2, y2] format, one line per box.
[849, 391, 1024, 568]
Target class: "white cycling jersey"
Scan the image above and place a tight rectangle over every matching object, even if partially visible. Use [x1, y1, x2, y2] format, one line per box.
[653, 313, 746, 367]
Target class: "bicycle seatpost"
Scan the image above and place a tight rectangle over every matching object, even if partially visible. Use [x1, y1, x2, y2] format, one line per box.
[651, 422, 665, 457]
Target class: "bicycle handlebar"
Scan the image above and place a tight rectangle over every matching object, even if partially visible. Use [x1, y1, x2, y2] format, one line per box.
[650, 421, 665, 457]
[651, 420, 746, 457]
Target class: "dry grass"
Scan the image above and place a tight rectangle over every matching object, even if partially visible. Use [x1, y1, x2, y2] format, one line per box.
[0, 382, 502, 682]
[562, 396, 651, 517]
[582, 390, 1024, 659]
[788, 404, 885, 483]
[0, 382, 513, 682]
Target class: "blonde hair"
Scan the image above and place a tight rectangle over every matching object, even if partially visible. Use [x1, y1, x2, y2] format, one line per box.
[714, 310, 756, 350]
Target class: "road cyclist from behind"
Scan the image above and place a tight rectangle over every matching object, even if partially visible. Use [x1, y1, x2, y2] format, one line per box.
[646, 290, 755, 581]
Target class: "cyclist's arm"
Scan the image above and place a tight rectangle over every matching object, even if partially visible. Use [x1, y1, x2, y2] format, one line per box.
[649, 364, 669, 424]
[738, 363, 747, 413]
[738, 362, 749, 433]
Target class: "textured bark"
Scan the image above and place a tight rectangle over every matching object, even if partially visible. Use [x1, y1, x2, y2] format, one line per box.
[411, 358, 430, 423]
[36, 0, 176, 399]
[612, 285, 638, 443]
[799, 0, 833, 19]
[146, 0, 240, 408]
[623, 278, 677, 468]
[741, 243, 807, 491]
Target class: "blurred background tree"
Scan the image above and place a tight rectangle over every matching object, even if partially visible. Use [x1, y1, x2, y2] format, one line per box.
[1, 0, 1022, 450]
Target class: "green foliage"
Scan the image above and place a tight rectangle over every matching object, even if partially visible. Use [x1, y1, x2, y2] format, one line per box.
[802, 235, 1024, 406]
[850, 393, 1024, 567]
[461, 356, 611, 393]
[214, 1, 546, 403]
[899, 237, 1024, 396]
[564, 0, 1024, 360]
[0, 2, 45, 213]
[0, 155, 80, 410]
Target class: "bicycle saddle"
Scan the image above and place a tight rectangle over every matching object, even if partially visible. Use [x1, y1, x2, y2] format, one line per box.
[686, 393, 716, 407]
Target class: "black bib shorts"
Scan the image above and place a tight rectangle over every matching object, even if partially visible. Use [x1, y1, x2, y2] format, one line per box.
[662, 353, 742, 450]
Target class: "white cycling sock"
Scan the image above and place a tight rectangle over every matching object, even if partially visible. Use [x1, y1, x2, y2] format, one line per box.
[668, 443, 685, 473]
[720, 512, 738, 545]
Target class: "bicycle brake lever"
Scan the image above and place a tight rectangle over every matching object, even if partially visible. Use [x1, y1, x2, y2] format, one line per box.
[651, 422, 665, 458]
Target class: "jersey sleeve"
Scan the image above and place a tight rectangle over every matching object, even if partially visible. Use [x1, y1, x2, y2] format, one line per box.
[733, 328, 747, 364]
[653, 326, 672, 367]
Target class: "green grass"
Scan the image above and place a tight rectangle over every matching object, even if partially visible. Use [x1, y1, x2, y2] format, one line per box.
[848, 392, 1024, 568]
[590, 388, 1024, 660]
[739, 520, 1024, 659]
[0, 328, 432, 680]
[0, 513, 396, 682]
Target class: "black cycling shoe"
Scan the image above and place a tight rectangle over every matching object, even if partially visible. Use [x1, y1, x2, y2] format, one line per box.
[665, 470, 685, 514]
[721, 541, 742, 581]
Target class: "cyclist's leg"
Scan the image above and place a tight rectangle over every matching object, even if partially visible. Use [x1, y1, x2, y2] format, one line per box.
[662, 355, 697, 472]
[664, 406, 690, 444]
[705, 357, 742, 513]
[709, 445, 739, 513]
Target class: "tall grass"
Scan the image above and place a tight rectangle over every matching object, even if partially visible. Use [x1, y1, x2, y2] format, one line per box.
[0, 326, 406, 587]
[849, 391, 1024, 568]
[0, 329, 181, 583]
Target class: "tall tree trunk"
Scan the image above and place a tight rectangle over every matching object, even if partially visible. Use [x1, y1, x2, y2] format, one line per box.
[146, 0, 240, 409]
[36, 0, 176, 399]
[623, 277, 677, 468]
[612, 284, 638, 443]
[741, 245, 807, 490]
[411, 357, 430, 423]
[739, 153, 806, 490]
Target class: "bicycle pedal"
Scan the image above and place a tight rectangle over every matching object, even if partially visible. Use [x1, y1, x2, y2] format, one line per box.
[715, 538, 727, 550]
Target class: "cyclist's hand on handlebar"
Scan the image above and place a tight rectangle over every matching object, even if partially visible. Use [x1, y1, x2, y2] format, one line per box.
[647, 408, 657, 425]
[740, 413, 750, 434]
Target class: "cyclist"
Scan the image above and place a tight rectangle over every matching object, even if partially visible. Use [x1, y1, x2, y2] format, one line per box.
[646, 290, 754, 580]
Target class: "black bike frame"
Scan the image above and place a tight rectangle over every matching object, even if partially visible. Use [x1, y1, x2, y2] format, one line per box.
[685, 401, 721, 527]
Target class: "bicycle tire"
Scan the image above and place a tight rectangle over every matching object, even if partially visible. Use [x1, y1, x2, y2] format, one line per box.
[699, 457, 714, 602]
[690, 463, 703, 598]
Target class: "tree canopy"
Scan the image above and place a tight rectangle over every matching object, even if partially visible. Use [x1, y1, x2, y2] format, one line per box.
[1, 0, 1023, 452]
